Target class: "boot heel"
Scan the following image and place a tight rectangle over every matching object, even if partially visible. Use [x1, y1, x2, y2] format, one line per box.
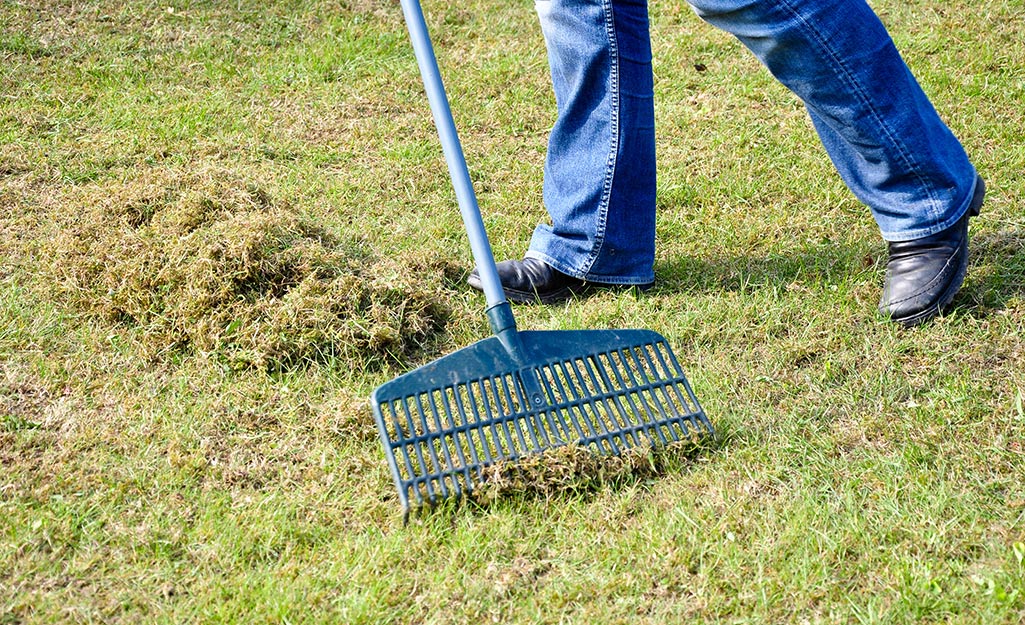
[968, 175, 985, 217]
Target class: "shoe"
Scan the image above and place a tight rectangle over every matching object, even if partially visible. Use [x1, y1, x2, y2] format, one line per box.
[879, 177, 985, 327]
[467, 258, 653, 304]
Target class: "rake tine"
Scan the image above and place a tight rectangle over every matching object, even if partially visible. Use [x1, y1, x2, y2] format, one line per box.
[657, 344, 702, 417]
[420, 392, 455, 498]
[459, 385, 493, 466]
[477, 378, 513, 459]
[397, 400, 430, 506]
[463, 387, 489, 469]
[579, 353, 639, 449]
[594, 352, 647, 447]
[389, 401, 421, 497]
[647, 344, 699, 437]
[609, 346, 667, 446]
[516, 371, 553, 450]
[543, 361, 585, 442]
[498, 374, 535, 454]
[438, 387, 476, 482]
[534, 366, 573, 446]
[557, 359, 606, 448]
[605, 350, 667, 446]
[412, 395, 448, 500]
[619, 342, 676, 440]
[573, 356, 622, 455]
[637, 343, 696, 440]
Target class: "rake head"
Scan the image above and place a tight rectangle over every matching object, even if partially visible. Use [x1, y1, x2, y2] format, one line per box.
[371, 328, 713, 517]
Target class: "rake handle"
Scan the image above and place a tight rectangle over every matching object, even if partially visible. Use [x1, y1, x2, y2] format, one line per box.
[398, 0, 508, 313]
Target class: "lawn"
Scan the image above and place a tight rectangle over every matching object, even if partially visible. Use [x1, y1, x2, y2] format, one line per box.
[2, 0, 1024, 623]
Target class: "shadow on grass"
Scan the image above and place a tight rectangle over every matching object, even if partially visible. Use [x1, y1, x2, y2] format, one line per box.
[960, 228, 1025, 313]
[653, 229, 1025, 317]
[653, 239, 881, 295]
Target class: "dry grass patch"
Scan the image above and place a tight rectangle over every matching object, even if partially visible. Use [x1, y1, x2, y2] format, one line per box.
[43, 165, 451, 371]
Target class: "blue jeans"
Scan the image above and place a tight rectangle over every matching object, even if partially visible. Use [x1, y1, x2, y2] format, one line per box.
[526, 0, 979, 284]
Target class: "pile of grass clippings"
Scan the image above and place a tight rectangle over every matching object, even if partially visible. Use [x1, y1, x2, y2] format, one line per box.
[471, 438, 707, 506]
[46, 166, 451, 371]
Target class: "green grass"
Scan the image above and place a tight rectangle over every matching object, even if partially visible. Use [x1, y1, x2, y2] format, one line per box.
[3, 0, 1025, 622]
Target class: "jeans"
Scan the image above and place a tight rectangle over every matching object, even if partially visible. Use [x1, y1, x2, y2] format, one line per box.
[526, 0, 979, 284]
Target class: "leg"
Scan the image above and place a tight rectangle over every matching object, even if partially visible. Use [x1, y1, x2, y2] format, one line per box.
[468, 0, 657, 302]
[527, 0, 657, 284]
[686, 0, 982, 324]
[686, 0, 978, 240]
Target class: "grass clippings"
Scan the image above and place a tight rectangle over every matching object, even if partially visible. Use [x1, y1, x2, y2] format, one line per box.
[44, 166, 451, 371]
[471, 438, 707, 507]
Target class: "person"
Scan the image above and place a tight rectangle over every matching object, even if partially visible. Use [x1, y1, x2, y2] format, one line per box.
[467, 0, 984, 327]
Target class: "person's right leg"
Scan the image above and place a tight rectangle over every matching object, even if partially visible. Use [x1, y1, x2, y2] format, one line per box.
[468, 0, 658, 303]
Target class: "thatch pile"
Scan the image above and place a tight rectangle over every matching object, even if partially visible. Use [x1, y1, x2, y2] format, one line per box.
[47, 167, 451, 371]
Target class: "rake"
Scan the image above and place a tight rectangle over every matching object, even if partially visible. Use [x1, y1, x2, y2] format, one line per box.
[372, 0, 715, 518]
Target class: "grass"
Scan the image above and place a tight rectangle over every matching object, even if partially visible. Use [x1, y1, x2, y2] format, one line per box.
[2, 0, 1025, 622]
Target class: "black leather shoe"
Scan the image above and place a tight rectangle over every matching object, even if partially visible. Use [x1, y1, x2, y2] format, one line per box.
[467, 258, 652, 304]
[879, 177, 985, 327]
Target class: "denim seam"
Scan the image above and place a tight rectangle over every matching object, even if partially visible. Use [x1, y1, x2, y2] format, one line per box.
[775, 0, 943, 226]
[581, 0, 619, 276]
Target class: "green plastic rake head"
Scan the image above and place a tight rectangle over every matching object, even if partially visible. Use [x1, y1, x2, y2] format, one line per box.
[372, 315, 713, 517]
[373, 0, 713, 518]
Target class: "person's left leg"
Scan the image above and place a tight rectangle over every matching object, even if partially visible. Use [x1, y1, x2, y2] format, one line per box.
[685, 0, 982, 325]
